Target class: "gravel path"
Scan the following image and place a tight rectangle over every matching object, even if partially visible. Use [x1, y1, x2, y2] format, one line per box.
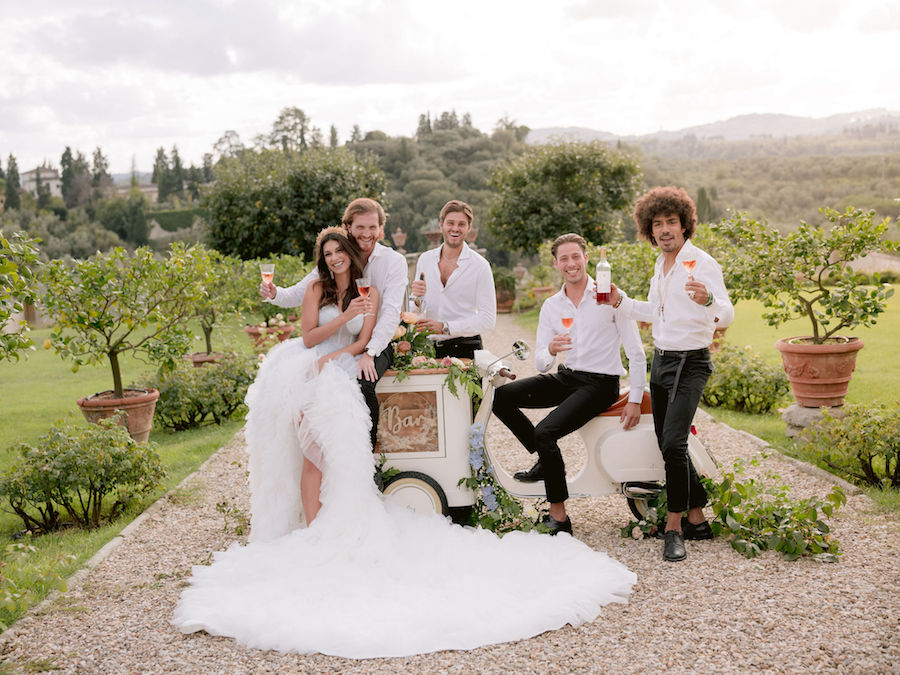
[2, 314, 898, 674]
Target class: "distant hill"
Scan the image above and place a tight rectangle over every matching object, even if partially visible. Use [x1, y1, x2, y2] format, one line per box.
[528, 108, 900, 145]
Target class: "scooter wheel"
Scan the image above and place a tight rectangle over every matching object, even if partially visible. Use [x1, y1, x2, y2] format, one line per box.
[627, 497, 654, 521]
[382, 471, 449, 516]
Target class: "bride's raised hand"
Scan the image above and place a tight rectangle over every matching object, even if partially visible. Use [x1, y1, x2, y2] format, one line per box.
[343, 296, 367, 320]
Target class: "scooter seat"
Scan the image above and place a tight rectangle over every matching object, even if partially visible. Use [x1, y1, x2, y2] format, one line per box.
[597, 390, 652, 417]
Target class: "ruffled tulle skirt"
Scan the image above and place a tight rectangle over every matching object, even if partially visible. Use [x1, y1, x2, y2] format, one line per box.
[172, 338, 636, 658]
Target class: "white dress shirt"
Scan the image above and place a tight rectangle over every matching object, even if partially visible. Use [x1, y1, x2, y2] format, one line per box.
[268, 242, 408, 355]
[414, 243, 497, 341]
[537, 278, 647, 404]
[617, 239, 734, 351]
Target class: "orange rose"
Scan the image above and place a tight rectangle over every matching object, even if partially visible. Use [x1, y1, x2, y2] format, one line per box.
[395, 341, 411, 354]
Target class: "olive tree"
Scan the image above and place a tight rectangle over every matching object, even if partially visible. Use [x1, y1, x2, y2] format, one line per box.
[486, 140, 642, 252]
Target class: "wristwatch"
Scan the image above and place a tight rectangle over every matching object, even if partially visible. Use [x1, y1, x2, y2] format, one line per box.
[441, 322, 450, 335]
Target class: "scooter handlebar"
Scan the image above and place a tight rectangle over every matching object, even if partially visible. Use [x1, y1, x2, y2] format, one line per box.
[497, 368, 516, 381]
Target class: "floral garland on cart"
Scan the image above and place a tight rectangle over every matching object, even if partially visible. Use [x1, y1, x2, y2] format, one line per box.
[386, 313, 545, 535]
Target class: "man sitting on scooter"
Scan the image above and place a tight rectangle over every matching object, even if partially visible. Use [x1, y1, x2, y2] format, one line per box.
[599, 186, 734, 563]
[492, 233, 646, 536]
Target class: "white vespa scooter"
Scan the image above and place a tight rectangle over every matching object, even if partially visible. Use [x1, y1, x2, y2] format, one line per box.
[378, 341, 718, 520]
[474, 342, 718, 519]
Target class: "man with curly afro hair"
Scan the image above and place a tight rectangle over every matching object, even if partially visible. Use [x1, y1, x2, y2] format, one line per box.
[600, 186, 734, 563]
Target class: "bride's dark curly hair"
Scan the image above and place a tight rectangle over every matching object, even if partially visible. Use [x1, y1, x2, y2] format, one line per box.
[314, 227, 365, 311]
[632, 186, 698, 246]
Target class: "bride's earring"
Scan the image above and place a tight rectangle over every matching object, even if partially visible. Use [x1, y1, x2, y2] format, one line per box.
[329, 269, 334, 279]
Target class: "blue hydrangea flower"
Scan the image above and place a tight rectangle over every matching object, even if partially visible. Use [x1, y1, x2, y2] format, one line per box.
[481, 485, 498, 511]
[467, 422, 486, 450]
[468, 448, 484, 470]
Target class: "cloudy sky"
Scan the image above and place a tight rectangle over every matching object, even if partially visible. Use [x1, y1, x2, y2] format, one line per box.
[2, 0, 899, 175]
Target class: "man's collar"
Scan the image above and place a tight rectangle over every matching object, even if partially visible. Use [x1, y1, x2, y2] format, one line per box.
[439, 242, 470, 261]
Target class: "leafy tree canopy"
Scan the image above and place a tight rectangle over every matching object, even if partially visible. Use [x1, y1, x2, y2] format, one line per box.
[486, 140, 642, 251]
[204, 147, 385, 260]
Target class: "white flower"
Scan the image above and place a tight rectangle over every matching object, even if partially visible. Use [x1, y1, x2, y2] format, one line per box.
[631, 526, 643, 540]
[276, 313, 284, 320]
[524, 506, 538, 520]
[450, 357, 467, 369]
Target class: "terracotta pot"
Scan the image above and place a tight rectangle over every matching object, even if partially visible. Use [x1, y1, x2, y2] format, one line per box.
[531, 285, 556, 301]
[76, 388, 160, 443]
[244, 323, 295, 347]
[496, 297, 515, 314]
[775, 336, 864, 408]
[182, 352, 223, 367]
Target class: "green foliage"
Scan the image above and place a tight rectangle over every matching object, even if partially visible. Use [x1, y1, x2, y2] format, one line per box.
[0, 419, 166, 532]
[96, 191, 149, 244]
[704, 458, 846, 561]
[701, 343, 791, 413]
[487, 140, 642, 252]
[585, 240, 658, 301]
[621, 457, 846, 561]
[149, 208, 204, 232]
[0, 208, 124, 260]
[215, 498, 249, 536]
[800, 403, 900, 489]
[712, 207, 898, 342]
[642, 148, 900, 231]
[0, 535, 72, 630]
[0, 230, 40, 361]
[41, 244, 211, 397]
[145, 353, 258, 431]
[389, 315, 482, 405]
[205, 147, 385, 260]
[235, 253, 313, 325]
[458, 422, 546, 534]
[492, 266, 517, 300]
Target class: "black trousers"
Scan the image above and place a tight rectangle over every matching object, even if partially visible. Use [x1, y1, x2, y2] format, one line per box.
[434, 335, 483, 359]
[649, 348, 713, 514]
[492, 365, 619, 504]
[358, 346, 394, 450]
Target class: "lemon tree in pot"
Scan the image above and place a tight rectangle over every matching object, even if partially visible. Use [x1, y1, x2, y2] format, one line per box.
[184, 248, 243, 367]
[41, 244, 209, 441]
[712, 207, 897, 407]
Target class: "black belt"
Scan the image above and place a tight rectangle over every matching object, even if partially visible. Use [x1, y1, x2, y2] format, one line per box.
[558, 364, 619, 380]
[437, 335, 482, 347]
[655, 347, 709, 358]
[654, 348, 709, 403]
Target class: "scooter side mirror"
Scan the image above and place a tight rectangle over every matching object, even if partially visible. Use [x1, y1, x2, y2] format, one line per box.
[511, 340, 530, 361]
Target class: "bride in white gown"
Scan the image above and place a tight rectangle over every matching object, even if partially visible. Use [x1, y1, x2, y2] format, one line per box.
[173, 228, 637, 659]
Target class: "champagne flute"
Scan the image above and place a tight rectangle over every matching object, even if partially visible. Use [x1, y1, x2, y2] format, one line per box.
[561, 316, 574, 361]
[682, 260, 697, 299]
[260, 263, 275, 284]
[356, 277, 374, 316]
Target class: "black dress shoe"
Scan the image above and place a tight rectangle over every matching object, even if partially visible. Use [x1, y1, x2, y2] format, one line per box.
[663, 530, 686, 562]
[514, 461, 544, 482]
[681, 516, 714, 540]
[542, 513, 573, 536]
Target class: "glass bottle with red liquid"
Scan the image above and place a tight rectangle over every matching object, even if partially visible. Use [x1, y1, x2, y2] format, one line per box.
[595, 247, 611, 304]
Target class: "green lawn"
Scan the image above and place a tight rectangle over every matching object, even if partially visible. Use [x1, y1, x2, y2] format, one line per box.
[0, 319, 256, 628]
